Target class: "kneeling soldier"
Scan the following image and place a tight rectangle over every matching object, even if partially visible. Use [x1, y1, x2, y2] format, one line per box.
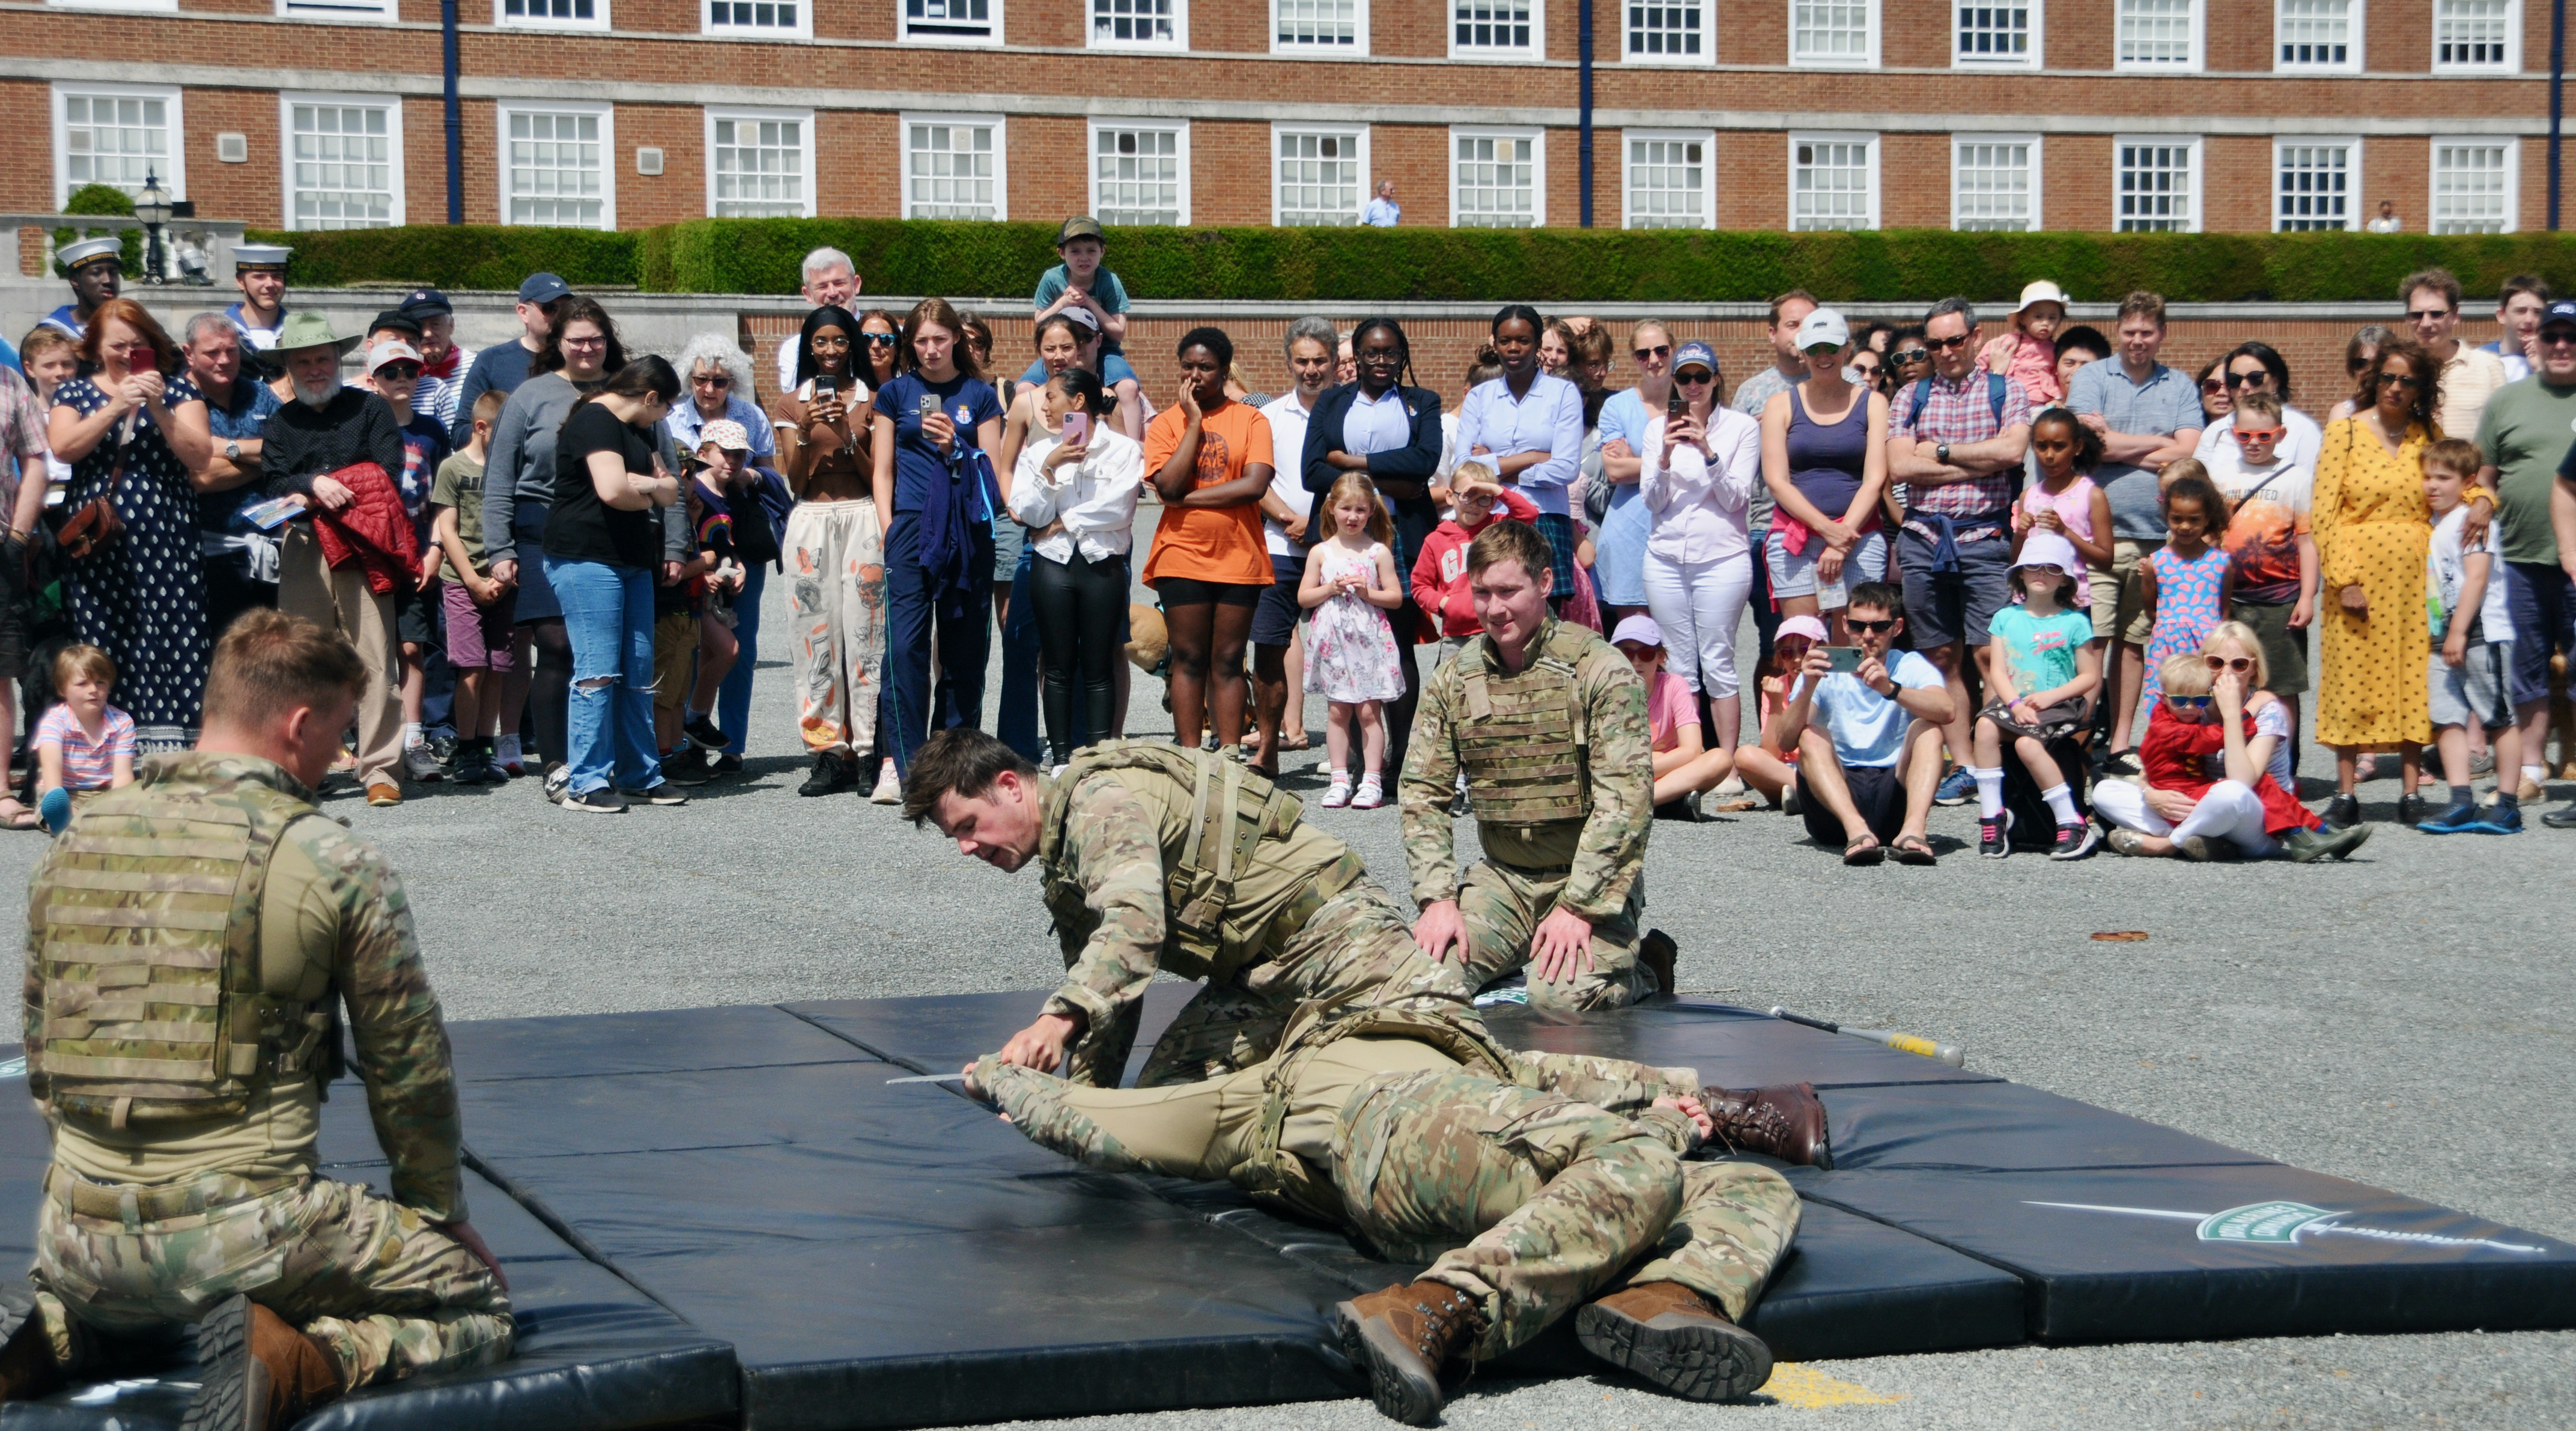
[2, 612, 512, 1430]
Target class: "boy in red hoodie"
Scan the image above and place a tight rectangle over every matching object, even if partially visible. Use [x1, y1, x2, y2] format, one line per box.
[1410, 463, 1539, 652]
[2095, 654, 2366, 861]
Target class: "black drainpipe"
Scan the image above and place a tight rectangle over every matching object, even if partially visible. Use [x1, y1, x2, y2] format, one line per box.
[444, 0, 464, 225]
[1578, 0, 1595, 227]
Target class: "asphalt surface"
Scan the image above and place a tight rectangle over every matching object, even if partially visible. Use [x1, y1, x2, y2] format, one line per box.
[1, 527, 2569, 1428]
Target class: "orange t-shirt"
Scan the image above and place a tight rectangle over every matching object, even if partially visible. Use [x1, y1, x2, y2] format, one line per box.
[1142, 400, 1274, 588]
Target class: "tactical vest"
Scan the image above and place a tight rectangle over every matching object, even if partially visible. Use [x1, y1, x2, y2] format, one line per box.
[1450, 620, 1600, 827]
[1039, 741, 1329, 986]
[29, 770, 342, 1129]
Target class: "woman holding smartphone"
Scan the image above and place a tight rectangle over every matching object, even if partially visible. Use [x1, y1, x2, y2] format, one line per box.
[783, 303, 889, 798]
[1008, 367, 1143, 768]
[1641, 341, 1762, 754]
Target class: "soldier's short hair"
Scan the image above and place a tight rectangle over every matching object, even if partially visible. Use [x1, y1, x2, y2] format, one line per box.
[201, 610, 365, 732]
[1846, 582, 1905, 620]
[902, 728, 1039, 826]
[1465, 519, 1554, 586]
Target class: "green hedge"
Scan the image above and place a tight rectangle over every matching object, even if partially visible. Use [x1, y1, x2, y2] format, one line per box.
[264, 219, 2576, 305]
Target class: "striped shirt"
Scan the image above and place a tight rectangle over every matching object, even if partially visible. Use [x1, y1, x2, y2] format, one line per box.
[33, 704, 134, 791]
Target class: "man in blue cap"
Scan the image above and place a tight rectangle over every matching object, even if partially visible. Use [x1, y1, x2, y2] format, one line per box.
[396, 288, 472, 431]
[446, 272, 566, 446]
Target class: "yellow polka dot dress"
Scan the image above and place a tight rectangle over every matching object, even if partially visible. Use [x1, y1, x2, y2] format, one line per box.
[2312, 418, 2432, 749]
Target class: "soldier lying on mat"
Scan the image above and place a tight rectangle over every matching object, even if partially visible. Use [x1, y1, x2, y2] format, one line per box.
[905, 728, 1473, 1087]
[960, 1003, 1830, 1423]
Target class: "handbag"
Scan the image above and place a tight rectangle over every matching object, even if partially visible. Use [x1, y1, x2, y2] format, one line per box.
[57, 413, 135, 562]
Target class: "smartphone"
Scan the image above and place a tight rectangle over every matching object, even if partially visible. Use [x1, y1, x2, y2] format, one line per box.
[917, 393, 939, 418]
[1824, 645, 1864, 675]
[813, 373, 838, 403]
[1060, 412, 1090, 446]
[1667, 384, 1689, 418]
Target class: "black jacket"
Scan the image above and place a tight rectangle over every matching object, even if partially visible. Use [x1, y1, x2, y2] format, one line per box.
[1298, 381, 1444, 555]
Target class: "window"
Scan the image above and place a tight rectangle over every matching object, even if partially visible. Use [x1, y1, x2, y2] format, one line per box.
[706, 0, 806, 37]
[903, 0, 1000, 44]
[1955, 2, 2035, 65]
[904, 114, 1004, 220]
[277, 0, 395, 21]
[1790, 133, 1876, 230]
[2433, 0, 2515, 69]
[282, 97, 401, 229]
[499, 104, 611, 229]
[1626, 0, 1703, 61]
[52, 85, 184, 208]
[2431, 139, 2515, 234]
[497, 0, 607, 26]
[1091, 123, 1186, 225]
[2274, 139, 2354, 230]
[1451, 128, 1541, 228]
[2115, 138, 2198, 231]
[1274, 0, 1362, 49]
[1623, 132, 1709, 229]
[1790, 0, 1877, 66]
[44, 0, 176, 12]
[1952, 134, 2038, 231]
[2115, 0, 2199, 70]
[2276, 0, 2357, 70]
[708, 109, 813, 218]
[1452, 0, 1537, 57]
[1092, 0, 1181, 46]
[1274, 127, 1367, 225]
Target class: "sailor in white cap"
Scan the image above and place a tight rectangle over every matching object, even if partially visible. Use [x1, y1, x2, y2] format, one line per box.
[225, 243, 294, 352]
[40, 236, 124, 339]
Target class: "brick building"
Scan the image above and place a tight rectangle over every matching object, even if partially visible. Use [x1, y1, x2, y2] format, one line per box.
[0, 0, 2554, 235]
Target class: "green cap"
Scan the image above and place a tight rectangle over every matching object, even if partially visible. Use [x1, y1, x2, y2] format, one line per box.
[1056, 215, 1105, 246]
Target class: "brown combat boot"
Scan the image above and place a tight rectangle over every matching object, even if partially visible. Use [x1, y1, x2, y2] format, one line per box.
[179, 1294, 345, 1431]
[0, 1310, 62, 1402]
[1576, 1280, 1773, 1401]
[1331, 1280, 1485, 1425]
[1638, 928, 1678, 1001]
[1700, 1082, 1833, 1168]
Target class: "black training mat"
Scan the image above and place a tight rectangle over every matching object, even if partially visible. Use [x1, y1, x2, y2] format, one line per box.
[786, 983, 1198, 1083]
[1821, 1081, 2276, 1172]
[1796, 1164, 2576, 1342]
[1481, 1000, 2002, 1089]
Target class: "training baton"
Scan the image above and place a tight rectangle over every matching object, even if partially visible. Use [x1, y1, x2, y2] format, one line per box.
[1770, 1007, 1966, 1068]
[885, 1073, 969, 1085]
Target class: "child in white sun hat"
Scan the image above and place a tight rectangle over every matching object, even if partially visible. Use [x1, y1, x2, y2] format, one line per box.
[1978, 279, 2071, 405]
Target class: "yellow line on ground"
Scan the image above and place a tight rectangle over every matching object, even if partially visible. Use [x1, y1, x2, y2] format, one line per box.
[1758, 1363, 1904, 1408]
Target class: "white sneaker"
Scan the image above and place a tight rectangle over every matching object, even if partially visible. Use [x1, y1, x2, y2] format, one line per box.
[870, 759, 902, 804]
[542, 766, 571, 804]
[496, 734, 525, 778]
[402, 741, 444, 783]
[1320, 773, 1352, 808]
[1351, 774, 1385, 810]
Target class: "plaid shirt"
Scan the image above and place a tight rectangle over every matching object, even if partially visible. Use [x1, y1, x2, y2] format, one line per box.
[0, 364, 48, 520]
[1892, 370, 2030, 520]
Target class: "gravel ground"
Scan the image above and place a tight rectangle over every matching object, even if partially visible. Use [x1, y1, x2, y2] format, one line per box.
[3, 529, 2569, 1428]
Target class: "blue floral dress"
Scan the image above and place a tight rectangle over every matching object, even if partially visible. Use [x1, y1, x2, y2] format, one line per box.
[2141, 542, 2231, 705]
[53, 375, 210, 750]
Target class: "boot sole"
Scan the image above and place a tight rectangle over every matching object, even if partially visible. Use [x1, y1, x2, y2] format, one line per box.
[1332, 1302, 1445, 1426]
[180, 1293, 269, 1431]
[1574, 1304, 1773, 1403]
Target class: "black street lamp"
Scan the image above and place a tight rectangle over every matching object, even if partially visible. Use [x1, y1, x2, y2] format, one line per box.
[133, 169, 172, 286]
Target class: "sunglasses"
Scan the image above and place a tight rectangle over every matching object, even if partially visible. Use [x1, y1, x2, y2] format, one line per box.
[2200, 378, 2227, 395]
[861, 332, 898, 345]
[1893, 349, 1930, 365]
[2405, 308, 2455, 322]
[2231, 426, 2285, 443]
[1846, 618, 1896, 634]
[2541, 331, 2576, 348]
[2377, 372, 2423, 389]
[1927, 332, 1975, 351]
[1805, 344, 1844, 359]
[374, 364, 420, 380]
[1633, 344, 1671, 361]
[2347, 357, 2374, 373]
[1675, 370, 1716, 384]
[2166, 694, 2214, 709]
[2204, 655, 2255, 672]
[692, 373, 732, 387]
[2223, 369, 2272, 388]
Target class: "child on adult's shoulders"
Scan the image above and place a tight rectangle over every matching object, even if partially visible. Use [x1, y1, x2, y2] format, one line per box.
[1976, 280, 2070, 406]
[1033, 216, 1130, 354]
[1611, 615, 1734, 821]
[31, 645, 135, 834]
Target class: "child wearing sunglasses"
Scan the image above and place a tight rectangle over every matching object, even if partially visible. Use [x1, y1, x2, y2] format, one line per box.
[2200, 390, 2318, 740]
[2096, 654, 2365, 861]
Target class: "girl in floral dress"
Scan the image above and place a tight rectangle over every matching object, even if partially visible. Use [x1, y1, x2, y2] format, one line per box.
[1298, 473, 1406, 809]
[2138, 466, 2235, 708]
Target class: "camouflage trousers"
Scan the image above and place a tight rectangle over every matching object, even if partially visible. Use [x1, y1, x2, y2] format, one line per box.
[1071, 877, 1477, 1088]
[31, 1171, 515, 1389]
[1333, 1069, 1799, 1360]
[1454, 859, 1651, 1013]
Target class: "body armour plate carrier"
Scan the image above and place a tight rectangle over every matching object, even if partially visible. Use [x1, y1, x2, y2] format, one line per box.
[1453, 622, 1596, 826]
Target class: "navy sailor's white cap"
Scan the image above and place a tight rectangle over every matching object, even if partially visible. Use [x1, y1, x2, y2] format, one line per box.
[231, 243, 293, 270]
[56, 237, 121, 270]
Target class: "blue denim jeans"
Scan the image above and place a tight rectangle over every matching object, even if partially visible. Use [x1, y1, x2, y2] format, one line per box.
[880, 512, 993, 772]
[544, 555, 663, 797]
[715, 560, 765, 755]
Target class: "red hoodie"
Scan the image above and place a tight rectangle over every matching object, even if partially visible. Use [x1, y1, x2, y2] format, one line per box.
[1409, 488, 1540, 642]
[2138, 702, 2319, 835]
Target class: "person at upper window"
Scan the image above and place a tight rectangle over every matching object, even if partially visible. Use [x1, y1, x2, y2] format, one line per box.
[2366, 199, 2401, 234]
[775, 246, 858, 393]
[40, 237, 122, 341]
[1034, 217, 1129, 354]
[1362, 179, 1400, 226]
[225, 244, 292, 355]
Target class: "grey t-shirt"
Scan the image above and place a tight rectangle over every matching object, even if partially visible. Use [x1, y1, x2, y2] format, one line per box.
[2067, 358, 2204, 541]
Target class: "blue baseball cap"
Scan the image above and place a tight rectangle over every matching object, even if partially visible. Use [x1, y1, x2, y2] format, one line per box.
[518, 272, 571, 303]
[1672, 340, 1719, 375]
[2540, 300, 2576, 331]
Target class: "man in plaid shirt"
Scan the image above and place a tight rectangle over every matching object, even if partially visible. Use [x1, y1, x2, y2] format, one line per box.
[1885, 296, 2032, 805]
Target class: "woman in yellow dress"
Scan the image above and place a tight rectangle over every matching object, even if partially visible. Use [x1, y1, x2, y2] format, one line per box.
[2312, 339, 2438, 830]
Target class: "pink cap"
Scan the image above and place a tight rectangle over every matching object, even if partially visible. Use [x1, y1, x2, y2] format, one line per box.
[1776, 614, 1829, 645]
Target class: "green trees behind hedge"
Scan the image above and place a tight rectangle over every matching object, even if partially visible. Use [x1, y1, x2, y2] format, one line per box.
[243, 218, 2576, 305]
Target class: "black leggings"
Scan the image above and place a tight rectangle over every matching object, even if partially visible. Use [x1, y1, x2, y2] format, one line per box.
[1030, 549, 1128, 765]
[526, 618, 572, 771]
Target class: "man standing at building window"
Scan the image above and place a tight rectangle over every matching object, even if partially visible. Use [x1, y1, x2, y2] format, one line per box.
[225, 244, 293, 355]
[777, 247, 859, 393]
[2366, 199, 2401, 234]
[2404, 266, 2509, 439]
[38, 237, 122, 340]
[1362, 180, 1400, 226]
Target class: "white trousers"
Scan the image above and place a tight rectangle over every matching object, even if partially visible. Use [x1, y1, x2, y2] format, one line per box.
[1642, 550, 1753, 699]
[2092, 778, 2280, 857]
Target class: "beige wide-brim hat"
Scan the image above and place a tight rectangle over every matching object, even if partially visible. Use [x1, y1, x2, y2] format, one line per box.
[2015, 279, 2071, 315]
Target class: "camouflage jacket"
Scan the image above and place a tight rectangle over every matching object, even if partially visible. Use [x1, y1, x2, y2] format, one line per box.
[1397, 618, 1653, 919]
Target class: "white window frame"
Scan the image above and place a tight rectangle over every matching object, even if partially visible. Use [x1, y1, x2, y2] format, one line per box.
[1788, 130, 1879, 231]
[701, 0, 812, 40]
[2271, 136, 2359, 232]
[1950, 132, 2041, 232]
[2273, 0, 2361, 73]
[1449, 124, 1545, 228]
[51, 82, 186, 210]
[1270, 124, 1370, 226]
[278, 93, 404, 230]
[1788, 0, 1880, 69]
[2429, 136, 2519, 234]
[495, 100, 614, 231]
[493, 0, 609, 29]
[901, 111, 1007, 222]
[1621, 129, 1713, 228]
[2112, 133, 2201, 232]
[1448, 0, 1543, 62]
[276, 0, 395, 22]
[705, 106, 816, 219]
[43, 0, 177, 13]
[1952, 0, 2041, 68]
[1271, 0, 1367, 53]
[2431, 0, 2518, 73]
[1087, 119, 1189, 226]
[1623, 0, 1712, 66]
[2113, 0, 2202, 73]
[1089, 0, 1185, 49]
[899, 0, 1004, 46]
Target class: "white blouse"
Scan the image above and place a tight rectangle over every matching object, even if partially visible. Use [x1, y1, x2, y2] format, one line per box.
[1638, 407, 1761, 564]
[1008, 427, 1144, 565]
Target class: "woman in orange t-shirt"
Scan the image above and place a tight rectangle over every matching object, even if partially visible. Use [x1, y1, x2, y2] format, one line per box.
[1144, 326, 1275, 753]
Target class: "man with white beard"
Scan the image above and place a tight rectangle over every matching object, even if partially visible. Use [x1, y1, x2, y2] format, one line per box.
[257, 312, 410, 805]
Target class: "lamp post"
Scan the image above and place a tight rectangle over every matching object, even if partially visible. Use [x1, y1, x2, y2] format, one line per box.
[133, 169, 172, 285]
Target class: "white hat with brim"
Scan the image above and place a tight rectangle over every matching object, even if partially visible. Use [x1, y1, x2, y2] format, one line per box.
[232, 243, 293, 270]
[2014, 279, 2070, 315]
[57, 237, 121, 271]
[2011, 529, 2082, 582]
[273, 311, 360, 356]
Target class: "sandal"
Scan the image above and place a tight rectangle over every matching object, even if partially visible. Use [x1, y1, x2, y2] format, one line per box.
[1891, 834, 1939, 866]
[0, 799, 35, 831]
[1842, 834, 1885, 866]
[1278, 731, 1311, 752]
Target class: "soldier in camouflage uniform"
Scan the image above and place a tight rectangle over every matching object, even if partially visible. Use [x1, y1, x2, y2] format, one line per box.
[961, 1003, 1826, 1423]
[1, 612, 511, 1431]
[1400, 520, 1665, 1013]
[904, 728, 1472, 1086]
